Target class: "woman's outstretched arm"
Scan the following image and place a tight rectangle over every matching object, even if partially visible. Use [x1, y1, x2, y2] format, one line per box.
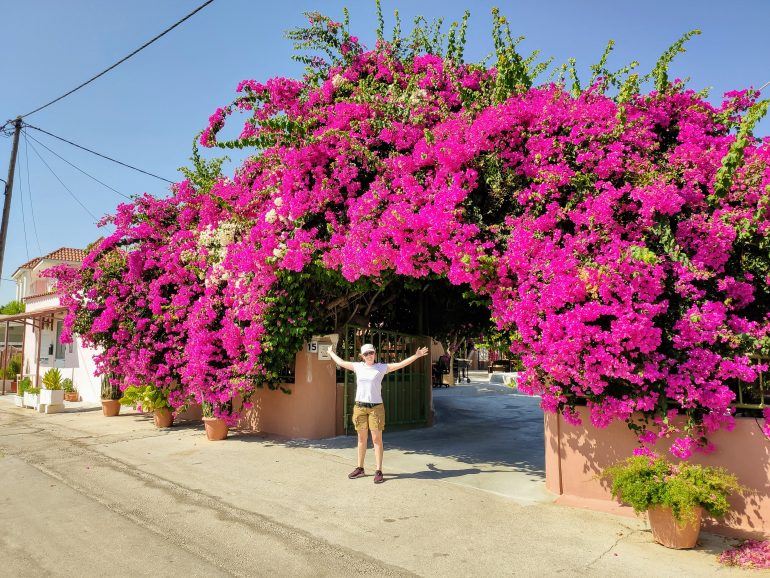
[328, 348, 355, 371]
[386, 346, 429, 373]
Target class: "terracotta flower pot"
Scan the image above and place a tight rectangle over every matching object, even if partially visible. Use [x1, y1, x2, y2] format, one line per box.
[203, 417, 229, 441]
[101, 399, 121, 417]
[647, 505, 702, 549]
[154, 408, 174, 428]
[64, 392, 79, 402]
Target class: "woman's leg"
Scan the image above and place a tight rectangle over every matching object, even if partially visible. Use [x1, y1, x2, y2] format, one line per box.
[371, 429, 384, 471]
[357, 427, 368, 468]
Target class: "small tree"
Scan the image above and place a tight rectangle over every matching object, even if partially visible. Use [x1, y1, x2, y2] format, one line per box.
[0, 301, 24, 315]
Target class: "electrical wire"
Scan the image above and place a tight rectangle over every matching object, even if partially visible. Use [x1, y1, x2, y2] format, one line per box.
[25, 124, 174, 184]
[25, 138, 99, 221]
[20, 0, 215, 119]
[14, 146, 30, 260]
[24, 130, 131, 200]
[22, 133, 43, 254]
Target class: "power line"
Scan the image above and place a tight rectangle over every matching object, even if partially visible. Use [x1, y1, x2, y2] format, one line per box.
[22, 133, 43, 254]
[24, 130, 131, 200]
[25, 124, 174, 184]
[25, 138, 99, 221]
[19, 0, 215, 119]
[14, 146, 30, 260]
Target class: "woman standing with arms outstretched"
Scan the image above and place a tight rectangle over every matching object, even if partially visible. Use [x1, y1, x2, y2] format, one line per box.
[329, 342, 429, 484]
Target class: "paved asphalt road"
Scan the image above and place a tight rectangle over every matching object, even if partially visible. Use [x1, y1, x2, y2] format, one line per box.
[0, 378, 743, 577]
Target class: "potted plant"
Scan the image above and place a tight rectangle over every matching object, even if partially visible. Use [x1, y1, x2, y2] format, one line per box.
[62, 378, 79, 402]
[3, 354, 21, 393]
[100, 375, 122, 417]
[14, 376, 31, 407]
[40, 368, 65, 409]
[602, 456, 743, 549]
[201, 401, 230, 441]
[120, 385, 174, 428]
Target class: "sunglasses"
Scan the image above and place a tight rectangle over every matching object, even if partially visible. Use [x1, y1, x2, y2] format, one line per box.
[363, 351, 375, 356]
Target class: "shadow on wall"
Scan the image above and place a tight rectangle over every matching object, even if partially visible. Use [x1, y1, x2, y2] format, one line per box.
[551, 407, 770, 540]
[237, 395, 262, 432]
[708, 419, 770, 540]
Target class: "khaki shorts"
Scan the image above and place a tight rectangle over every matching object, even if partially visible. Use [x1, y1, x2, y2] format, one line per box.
[352, 403, 386, 431]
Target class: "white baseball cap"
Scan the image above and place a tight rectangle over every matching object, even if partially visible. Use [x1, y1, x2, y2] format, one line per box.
[360, 343, 376, 354]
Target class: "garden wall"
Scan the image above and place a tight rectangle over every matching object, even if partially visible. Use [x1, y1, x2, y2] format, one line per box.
[544, 407, 770, 539]
[236, 341, 340, 439]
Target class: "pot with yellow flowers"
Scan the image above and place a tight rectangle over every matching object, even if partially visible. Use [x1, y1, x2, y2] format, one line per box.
[602, 455, 743, 549]
[120, 385, 174, 428]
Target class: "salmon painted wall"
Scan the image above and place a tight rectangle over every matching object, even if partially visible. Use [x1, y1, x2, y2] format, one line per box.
[237, 341, 338, 439]
[544, 407, 770, 539]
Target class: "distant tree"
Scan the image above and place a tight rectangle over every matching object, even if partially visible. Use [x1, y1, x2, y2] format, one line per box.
[0, 300, 25, 315]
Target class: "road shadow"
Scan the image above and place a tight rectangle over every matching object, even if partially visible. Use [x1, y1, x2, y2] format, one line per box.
[381, 462, 510, 482]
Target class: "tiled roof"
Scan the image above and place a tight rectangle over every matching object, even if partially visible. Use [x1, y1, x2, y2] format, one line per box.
[42, 247, 87, 263]
[15, 257, 42, 272]
[13, 247, 87, 276]
[23, 290, 58, 302]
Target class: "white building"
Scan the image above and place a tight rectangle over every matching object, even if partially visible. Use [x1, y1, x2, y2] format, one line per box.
[4, 247, 102, 402]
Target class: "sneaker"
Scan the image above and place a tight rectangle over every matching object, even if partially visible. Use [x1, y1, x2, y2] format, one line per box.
[348, 467, 365, 479]
[374, 470, 384, 484]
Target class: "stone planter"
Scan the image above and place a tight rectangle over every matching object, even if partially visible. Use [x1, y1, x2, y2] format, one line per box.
[203, 417, 228, 441]
[39, 389, 64, 406]
[23, 392, 38, 409]
[153, 408, 174, 428]
[39, 388, 65, 414]
[648, 506, 702, 549]
[101, 399, 121, 417]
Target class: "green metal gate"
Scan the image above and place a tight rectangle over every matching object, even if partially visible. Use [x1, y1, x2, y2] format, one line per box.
[337, 325, 431, 434]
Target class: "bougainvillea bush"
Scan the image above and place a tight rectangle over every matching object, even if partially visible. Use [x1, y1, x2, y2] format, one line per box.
[48, 5, 770, 446]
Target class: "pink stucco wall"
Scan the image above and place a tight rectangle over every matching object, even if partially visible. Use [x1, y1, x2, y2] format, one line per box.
[236, 345, 340, 439]
[544, 407, 770, 539]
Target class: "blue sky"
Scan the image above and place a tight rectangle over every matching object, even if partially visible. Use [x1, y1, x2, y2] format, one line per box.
[1, 0, 769, 303]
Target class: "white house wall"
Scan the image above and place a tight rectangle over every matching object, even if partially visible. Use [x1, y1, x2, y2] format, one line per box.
[70, 338, 100, 402]
[23, 289, 103, 403]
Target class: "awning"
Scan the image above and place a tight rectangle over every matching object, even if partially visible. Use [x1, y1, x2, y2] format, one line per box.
[0, 306, 68, 394]
[0, 306, 67, 323]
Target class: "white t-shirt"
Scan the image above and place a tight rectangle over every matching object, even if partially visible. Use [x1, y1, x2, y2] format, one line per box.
[353, 362, 388, 403]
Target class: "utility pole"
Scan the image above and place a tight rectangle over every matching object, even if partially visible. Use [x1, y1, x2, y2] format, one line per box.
[0, 117, 22, 280]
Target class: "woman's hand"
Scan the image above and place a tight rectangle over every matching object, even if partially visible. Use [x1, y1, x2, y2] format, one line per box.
[416, 346, 429, 357]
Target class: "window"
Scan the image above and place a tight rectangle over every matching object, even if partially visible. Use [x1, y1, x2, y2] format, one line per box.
[0, 324, 23, 344]
[55, 321, 65, 360]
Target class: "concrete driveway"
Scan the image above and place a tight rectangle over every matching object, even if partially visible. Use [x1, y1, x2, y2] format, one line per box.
[294, 374, 551, 504]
